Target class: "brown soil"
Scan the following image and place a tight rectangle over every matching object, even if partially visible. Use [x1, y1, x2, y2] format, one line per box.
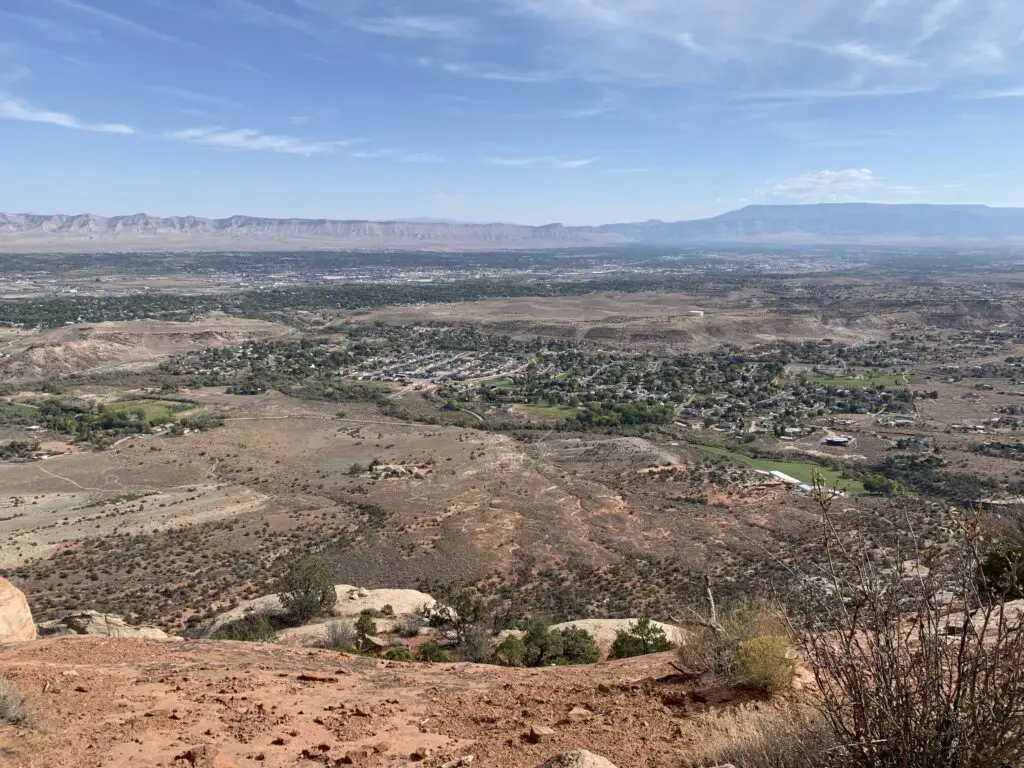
[0, 316, 295, 381]
[0, 638, 791, 768]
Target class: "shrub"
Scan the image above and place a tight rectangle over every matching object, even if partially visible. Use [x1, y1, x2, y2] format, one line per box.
[734, 635, 796, 695]
[355, 613, 377, 640]
[493, 634, 527, 667]
[677, 597, 790, 683]
[0, 677, 33, 728]
[383, 647, 414, 661]
[321, 620, 357, 651]
[609, 617, 675, 659]
[429, 587, 490, 647]
[417, 642, 449, 663]
[274, 554, 337, 625]
[396, 613, 423, 638]
[522, 617, 564, 666]
[979, 542, 1024, 600]
[794, 480, 1024, 768]
[556, 626, 601, 665]
[212, 614, 277, 643]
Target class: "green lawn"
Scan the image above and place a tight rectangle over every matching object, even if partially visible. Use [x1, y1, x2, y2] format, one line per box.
[515, 404, 583, 420]
[102, 399, 199, 423]
[696, 445, 866, 494]
[802, 371, 905, 388]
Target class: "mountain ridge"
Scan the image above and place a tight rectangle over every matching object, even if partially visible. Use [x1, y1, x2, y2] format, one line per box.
[5, 203, 1024, 251]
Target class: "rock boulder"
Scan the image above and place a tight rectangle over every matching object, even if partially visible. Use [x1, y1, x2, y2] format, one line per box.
[0, 577, 35, 642]
[535, 750, 619, 768]
[37, 611, 179, 641]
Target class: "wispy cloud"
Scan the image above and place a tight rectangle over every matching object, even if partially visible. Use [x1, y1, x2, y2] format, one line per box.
[350, 148, 444, 163]
[441, 62, 562, 83]
[758, 168, 926, 203]
[486, 156, 599, 169]
[0, 95, 134, 134]
[220, 0, 319, 38]
[919, 0, 967, 42]
[350, 15, 472, 39]
[972, 86, 1024, 98]
[830, 42, 919, 68]
[0, 8, 102, 42]
[560, 92, 620, 118]
[149, 86, 239, 108]
[487, 0, 1024, 98]
[166, 126, 354, 156]
[46, 0, 200, 48]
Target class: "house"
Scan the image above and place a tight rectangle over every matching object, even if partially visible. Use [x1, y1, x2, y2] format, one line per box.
[823, 435, 855, 448]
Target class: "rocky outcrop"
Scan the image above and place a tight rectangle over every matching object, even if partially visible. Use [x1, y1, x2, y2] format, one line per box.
[536, 750, 619, 767]
[37, 611, 180, 641]
[0, 577, 35, 642]
[549, 618, 684, 651]
[205, 584, 436, 638]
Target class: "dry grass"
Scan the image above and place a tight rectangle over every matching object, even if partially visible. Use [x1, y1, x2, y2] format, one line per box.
[684, 708, 840, 768]
[0, 677, 34, 728]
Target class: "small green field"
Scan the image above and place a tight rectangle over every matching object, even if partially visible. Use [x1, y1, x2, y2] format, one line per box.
[102, 399, 199, 423]
[515, 404, 583, 420]
[1, 401, 40, 417]
[802, 371, 905, 388]
[696, 445, 866, 494]
[480, 377, 517, 390]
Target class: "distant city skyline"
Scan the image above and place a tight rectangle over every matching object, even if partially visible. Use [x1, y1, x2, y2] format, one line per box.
[2, 0, 1024, 225]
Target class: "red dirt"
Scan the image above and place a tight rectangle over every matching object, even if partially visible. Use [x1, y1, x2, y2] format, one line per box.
[0, 638, 782, 767]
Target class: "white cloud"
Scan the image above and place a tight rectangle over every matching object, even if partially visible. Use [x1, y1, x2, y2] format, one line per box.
[830, 42, 919, 68]
[488, 0, 1024, 97]
[919, 0, 967, 42]
[149, 86, 238, 107]
[350, 15, 472, 39]
[46, 0, 200, 48]
[441, 62, 561, 83]
[759, 168, 926, 202]
[350, 148, 444, 162]
[166, 126, 353, 155]
[0, 96, 134, 134]
[486, 156, 599, 169]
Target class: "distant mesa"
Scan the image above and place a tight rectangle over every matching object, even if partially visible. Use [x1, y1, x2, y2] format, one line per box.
[5, 203, 1024, 251]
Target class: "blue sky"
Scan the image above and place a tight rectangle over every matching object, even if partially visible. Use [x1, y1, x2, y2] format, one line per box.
[2, 0, 1024, 224]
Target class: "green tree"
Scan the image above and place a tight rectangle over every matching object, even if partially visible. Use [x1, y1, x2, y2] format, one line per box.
[522, 617, 564, 666]
[274, 554, 337, 625]
[493, 635, 526, 667]
[429, 587, 490, 647]
[557, 626, 601, 665]
[417, 642, 449, 663]
[609, 617, 675, 659]
[355, 613, 377, 640]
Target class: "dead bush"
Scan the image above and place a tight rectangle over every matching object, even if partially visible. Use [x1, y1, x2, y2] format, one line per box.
[395, 613, 422, 638]
[320, 620, 357, 651]
[677, 595, 794, 697]
[0, 677, 34, 728]
[793, 480, 1024, 768]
